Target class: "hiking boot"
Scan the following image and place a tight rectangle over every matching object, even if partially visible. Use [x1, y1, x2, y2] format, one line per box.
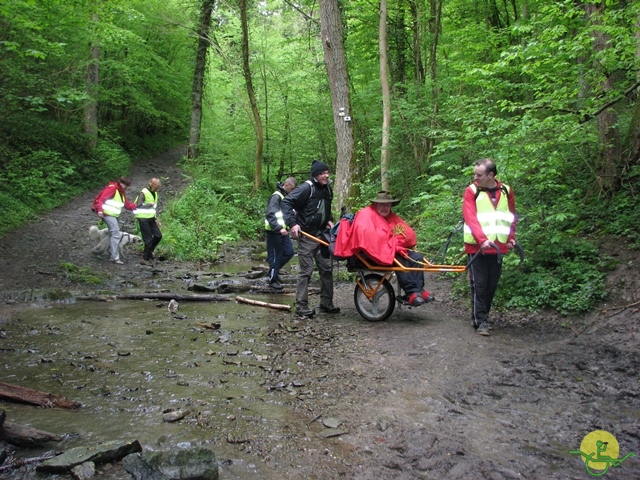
[269, 281, 283, 290]
[140, 259, 152, 266]
[476, 323, 490, 336]
[319, 305, 340, 314]
[421, 291, 435, 303]
[295, 308, 315, 318]
[112, 260, 124, 265]
[408, 292, 425, 306]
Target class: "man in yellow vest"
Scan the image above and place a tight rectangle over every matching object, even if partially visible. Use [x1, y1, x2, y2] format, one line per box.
[92, 176, 137, 265]
[134, 178, 163, 265]
[264, 177, 297, 289]
[463, 158, 517, 336]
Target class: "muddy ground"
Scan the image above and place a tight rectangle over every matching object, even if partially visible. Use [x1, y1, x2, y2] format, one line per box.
[0, 147, 638, 479]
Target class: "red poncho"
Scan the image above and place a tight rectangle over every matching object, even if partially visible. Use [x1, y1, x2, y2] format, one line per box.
[333, 205, 417, 265]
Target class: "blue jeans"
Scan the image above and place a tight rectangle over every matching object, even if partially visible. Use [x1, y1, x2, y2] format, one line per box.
[266, 230, 294, 282]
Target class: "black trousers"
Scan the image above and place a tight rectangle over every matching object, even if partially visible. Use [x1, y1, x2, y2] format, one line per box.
[468, 253, 502, 327]
[395, 250, 425, 296]
[138, 218, 162, 260]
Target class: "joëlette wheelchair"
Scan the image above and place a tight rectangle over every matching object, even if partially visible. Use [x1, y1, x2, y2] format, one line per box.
[301, 223, 523, 322]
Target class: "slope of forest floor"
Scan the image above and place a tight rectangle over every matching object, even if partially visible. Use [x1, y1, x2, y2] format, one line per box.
[0, 147, 638, 479]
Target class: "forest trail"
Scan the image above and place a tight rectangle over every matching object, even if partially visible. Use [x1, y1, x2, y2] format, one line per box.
[0, 146, 187, 294]
[0, 147, 638, 479]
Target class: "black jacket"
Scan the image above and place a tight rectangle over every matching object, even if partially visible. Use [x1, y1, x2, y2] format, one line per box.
[264, 183, 288, 231]
[282, 177, 333, 235]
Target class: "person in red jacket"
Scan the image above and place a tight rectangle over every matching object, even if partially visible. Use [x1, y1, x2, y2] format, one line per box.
[92, 177, 137, 265]
[334, 191, 433, 306]
[463, 158, 517, 336]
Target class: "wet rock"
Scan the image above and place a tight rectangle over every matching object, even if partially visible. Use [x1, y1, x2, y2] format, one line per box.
[162, 409, 190, 423]
[122, 447, 218, 480]
[37, 439, 142, 473]
[71, 461, 95, 479]
[322, 417, 342, 429]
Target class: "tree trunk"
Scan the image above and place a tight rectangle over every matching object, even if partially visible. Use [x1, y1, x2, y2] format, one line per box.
[76, 293, 232, 302]
[425, 0, 442, 162]
[623, 9, 640, 166]
[188, 0, 216, 160]
[318, 0, 357, 213]
[83, 14, 100, 150]
[1, 420, 63, 448]
[240, 0, 264, 191]
[586, 2, 621, 193]
[380, 0, 391, 191]
[0, 382, 81, 409]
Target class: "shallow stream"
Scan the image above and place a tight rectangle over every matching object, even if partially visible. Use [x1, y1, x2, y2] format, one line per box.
[0, 260, 337, 479]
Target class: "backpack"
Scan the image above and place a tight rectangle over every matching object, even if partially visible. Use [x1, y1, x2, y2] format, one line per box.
[321, 213, 354, 260]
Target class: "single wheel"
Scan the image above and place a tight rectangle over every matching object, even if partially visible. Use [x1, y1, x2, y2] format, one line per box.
[354, 273, 395, 322]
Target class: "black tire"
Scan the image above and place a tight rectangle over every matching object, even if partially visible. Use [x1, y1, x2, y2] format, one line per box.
[354, 273, 395, 322]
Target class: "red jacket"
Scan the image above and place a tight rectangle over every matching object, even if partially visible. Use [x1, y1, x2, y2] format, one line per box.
[462, 180, 516, 255]
[92, 181, 136, 215]
[334, 205, 417, 265]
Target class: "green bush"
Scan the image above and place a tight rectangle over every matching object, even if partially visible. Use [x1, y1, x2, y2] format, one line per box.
[159, 173, 260, 261]
[497, 240, 608, 314]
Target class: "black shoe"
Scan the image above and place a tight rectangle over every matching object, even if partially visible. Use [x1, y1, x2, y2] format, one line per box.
[476, 323, 490, 336]
[319, 305, 340, 314]
[295, 308, 315, 318]
[269, 281, 283, 290]
[407, 292, 425, 306]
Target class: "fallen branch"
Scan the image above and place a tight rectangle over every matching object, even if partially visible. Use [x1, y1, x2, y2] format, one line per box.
[0, 382, 81, 409]
[0, 421, 64, 447]
[76, 293, 232, 302]
[604, 299, 640, 318]
[0, 454, 58, 472]
[235, 296, 291, 311]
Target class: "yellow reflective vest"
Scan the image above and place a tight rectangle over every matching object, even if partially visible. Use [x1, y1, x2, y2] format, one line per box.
[463, 184, 514, 244]
[133, 188, 158, 219]
[264, 191, 287, 231]
[102, 190, 126, 217]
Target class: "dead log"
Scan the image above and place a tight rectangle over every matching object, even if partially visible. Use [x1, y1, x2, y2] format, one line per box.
[0, 453, 57, 472]
[249, 286, 297, 294]
[76, 293, 232, 302]
[0, 421, 63, 447]
[235, 296, 291, 311]
[0, 382, 81, 409]
[189, 282, 252, 293]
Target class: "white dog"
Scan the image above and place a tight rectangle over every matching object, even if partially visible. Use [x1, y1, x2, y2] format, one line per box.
[89, 225, 142, 258]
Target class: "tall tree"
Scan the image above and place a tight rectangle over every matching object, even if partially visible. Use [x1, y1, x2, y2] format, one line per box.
[188, 0, 216, 159]
[240, 0, 264, 191]
[83, 12, 100, 150]
[586, 1, 620, 193]
[380, 0, 391, 191]
[318, 0, 356, 212]
[623, 7, 640, 166]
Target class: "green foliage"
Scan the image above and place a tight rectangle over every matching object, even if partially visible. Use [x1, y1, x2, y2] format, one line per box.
[160, 166, 260, 261]
[60, 263, 103, 285]
[498, 240, 608, 314]
[0, 0, 191, 238]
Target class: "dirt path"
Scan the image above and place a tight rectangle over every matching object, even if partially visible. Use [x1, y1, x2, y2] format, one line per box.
[0, 148, 638, 478]
[0, 146, 188, 296]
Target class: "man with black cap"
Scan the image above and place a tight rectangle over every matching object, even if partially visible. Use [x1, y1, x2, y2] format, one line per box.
[281, 160, 339, 318]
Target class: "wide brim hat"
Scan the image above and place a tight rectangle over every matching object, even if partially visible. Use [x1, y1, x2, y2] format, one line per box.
[370, 190, 401, 206]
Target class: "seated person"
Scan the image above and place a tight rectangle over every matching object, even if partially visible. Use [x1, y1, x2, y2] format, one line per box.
[334, 191, 434, 306]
